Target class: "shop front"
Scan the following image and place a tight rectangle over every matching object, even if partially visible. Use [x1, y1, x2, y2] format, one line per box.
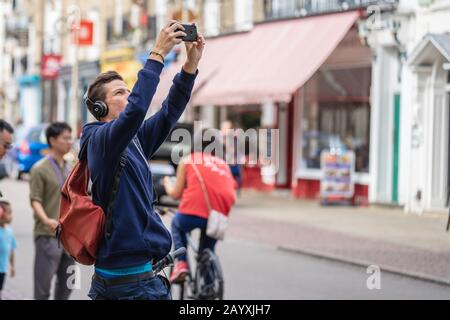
[153, 10, 370, 200]
[293, 27, 372, 203]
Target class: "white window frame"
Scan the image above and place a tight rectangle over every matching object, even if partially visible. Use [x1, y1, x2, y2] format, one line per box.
[234, 0, 253, 31]
[204, 0, 220, 36]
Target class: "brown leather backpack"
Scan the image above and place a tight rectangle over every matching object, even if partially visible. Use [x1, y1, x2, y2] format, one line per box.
[57, 152, 127, 265]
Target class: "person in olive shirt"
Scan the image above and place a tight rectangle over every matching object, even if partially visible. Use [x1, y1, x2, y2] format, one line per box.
[30, 122, 74, 300]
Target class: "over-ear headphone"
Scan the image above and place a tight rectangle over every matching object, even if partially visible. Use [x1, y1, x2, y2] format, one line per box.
[83, 90, 109, 119]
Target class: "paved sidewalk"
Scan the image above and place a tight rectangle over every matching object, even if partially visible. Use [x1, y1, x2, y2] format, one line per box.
[227, 190, 450, 285]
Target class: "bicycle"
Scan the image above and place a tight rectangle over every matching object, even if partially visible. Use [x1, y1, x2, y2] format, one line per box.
[155, 206, 224, 300]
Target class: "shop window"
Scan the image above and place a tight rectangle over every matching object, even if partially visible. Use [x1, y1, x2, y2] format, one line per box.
[300, 66, 371, 173]
[225, 106, 262, 162]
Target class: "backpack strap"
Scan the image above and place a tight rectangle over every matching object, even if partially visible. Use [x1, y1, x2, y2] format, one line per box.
[105, 150, 128, 238]
[132, 136, 158, 206]
[191, 162, 212, 213]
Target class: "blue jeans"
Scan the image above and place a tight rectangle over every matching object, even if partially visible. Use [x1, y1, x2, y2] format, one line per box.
[88, 274, 171, 300]
[171, 213, 217, 261]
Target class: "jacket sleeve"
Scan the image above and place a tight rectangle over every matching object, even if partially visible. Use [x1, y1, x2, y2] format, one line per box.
[94, 59, 164, 159]
[137, 68, 198, 158]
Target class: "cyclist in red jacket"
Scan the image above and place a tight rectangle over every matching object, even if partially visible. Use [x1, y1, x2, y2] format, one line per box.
[163, 130, 236, 283]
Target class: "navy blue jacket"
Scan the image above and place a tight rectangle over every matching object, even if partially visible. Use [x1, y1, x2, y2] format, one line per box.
[79, 60, 197, 269]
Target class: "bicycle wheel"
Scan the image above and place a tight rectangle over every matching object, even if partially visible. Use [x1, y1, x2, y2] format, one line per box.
[194, 249, 224, 300]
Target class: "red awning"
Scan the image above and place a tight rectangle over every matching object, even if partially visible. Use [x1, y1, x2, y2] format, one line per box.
[152, 11, 360, 107]
[150, 39, 223, 109]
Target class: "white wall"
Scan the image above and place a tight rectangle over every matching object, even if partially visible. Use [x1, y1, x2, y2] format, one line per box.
[85, 9, 101, 61]
[201, 104, 216, 128]
[234, 0, 253, 31]
[0, 1, 6, 87]
[426, 60, 448, 209]
[204, 0, 220, 36]
[114, 0, 123, 36]
[399, 0, 450, 212]
[21, 85, 40, 126]
[44, 0, 62, 54]
[369, 39, 400, 204]
[155, 0, 168, 34]
[398, 62, 414, 207]
[367, 0, 450, 210]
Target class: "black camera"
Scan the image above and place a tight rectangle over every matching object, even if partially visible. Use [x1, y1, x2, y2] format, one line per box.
[171, 23, 198, 42]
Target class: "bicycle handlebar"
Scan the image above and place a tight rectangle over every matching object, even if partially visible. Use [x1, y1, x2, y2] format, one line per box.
[153, 247, 186, 274]
[154, 205, 177, 216]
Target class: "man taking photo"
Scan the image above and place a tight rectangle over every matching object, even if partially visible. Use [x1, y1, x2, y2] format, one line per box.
[81, 21, 205, 300]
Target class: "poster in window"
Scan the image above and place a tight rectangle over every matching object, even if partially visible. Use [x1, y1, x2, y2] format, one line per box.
[320, 150, 355, 204]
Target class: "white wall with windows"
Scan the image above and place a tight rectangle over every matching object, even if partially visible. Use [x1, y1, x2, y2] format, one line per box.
[405, 56, 449, 213]
[155, 0, 168, 34]
[400, 1, 450, 213]
[234, 0, 253, 31]
[204, 0, 221, 36]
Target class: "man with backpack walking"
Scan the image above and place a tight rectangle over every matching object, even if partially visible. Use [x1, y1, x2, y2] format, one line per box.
[80, 22, 204, 300]
[30, 122, 75, 300]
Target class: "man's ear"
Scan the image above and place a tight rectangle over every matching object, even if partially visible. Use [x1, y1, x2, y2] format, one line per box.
[48, 137, 55, 148]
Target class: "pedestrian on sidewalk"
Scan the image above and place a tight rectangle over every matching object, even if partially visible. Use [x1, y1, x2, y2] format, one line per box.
[30, 122, 75, 300]
[0, 120, 14, 197]
[0, 120, 14, 161]
[0, 201, 16, 300]
[81, 21, 205, 300]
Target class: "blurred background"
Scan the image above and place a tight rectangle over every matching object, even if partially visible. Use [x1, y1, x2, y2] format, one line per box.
[1, 0, 450, 300]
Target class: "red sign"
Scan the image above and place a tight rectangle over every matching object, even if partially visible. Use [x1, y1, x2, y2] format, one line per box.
[74, 20, 94, 46]
[41, 55, 62, 80]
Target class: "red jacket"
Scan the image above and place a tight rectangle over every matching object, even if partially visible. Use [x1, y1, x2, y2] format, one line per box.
[179, 153, 236, 219]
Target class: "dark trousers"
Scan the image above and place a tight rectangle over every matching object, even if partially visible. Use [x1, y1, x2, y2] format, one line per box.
[34, 236, 75, 300]
[0, 273, 5, 299]
[88, 274, 171, 300]
[171, 213, 217, 261]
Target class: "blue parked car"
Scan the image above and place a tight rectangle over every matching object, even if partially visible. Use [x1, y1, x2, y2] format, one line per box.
[14, 124, 49, 179]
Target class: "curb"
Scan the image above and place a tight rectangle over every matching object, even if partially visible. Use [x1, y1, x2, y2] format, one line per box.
[278, 245, 450, 287]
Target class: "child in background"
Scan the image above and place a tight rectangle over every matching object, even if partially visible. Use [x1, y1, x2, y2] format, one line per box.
[0, 200, 16, 300]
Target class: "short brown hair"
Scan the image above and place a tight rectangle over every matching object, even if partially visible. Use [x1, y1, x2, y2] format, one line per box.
[0, 200, 11, 213]
[87, 70, 124, 107]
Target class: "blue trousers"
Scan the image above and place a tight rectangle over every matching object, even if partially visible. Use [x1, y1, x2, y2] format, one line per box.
[171, 213, 217, 261]
[88, 274, 171, 300]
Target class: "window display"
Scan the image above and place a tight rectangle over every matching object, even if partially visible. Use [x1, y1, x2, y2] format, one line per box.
[300, 66, 371, 173]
